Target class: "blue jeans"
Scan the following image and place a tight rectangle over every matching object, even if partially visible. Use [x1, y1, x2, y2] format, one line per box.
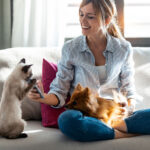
[58, 109, 150, 141]
[58, 110, 114, 141]
[125, 109, 150, 134]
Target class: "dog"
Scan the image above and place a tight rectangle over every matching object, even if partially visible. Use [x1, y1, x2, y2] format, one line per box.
[65, 83, 128, 127]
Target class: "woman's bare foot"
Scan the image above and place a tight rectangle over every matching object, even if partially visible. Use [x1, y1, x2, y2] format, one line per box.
[113, 120, 140, 139]
[114, 129, 138, 139]
[112, 120, 127, 132]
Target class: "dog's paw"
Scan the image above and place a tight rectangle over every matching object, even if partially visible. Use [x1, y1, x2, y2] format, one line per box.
[118, 102, 127, 107]
[120, 107, 128, 116]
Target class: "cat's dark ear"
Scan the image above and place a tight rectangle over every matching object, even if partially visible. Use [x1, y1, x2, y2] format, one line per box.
[19, 58, 26, 64]
[22, 64, 33, 73]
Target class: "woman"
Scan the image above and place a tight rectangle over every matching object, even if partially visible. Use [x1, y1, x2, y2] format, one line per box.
[28, 0, 150, 141]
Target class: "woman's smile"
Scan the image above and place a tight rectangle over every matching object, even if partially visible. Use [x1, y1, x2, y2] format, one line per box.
[81, 25, 91, 29]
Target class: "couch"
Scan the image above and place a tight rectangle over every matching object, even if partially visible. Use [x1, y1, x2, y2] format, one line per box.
[0, 47, 150, 150]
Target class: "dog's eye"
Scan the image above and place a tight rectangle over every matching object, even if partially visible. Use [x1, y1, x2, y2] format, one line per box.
[72, 101, 77, 105]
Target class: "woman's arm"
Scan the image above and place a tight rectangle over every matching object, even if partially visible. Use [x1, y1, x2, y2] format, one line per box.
[48, 43, 74, 108]
[28, 42, 74, 108]
[120, 43, 136, 113]
[28, 80, 60, 106]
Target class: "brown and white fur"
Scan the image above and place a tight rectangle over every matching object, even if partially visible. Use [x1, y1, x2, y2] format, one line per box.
[0, 58, 36, 139]
[65, 84, 128, 127]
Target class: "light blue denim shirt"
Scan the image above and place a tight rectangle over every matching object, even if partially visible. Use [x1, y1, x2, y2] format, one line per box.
[49, 34, 136, 108]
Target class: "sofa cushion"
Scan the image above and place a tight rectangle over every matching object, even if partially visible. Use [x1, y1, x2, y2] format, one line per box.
[133, 47, 150, 67]
[41, 58, 67, 127]
[133, 47, 150, 110]
[134, 63, 150, 110]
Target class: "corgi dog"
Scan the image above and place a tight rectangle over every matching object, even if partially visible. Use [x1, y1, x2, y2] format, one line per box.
[65, 83, 128, 127]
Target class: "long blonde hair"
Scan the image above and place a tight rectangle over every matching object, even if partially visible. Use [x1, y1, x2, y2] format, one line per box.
[80, 0, 123, 39]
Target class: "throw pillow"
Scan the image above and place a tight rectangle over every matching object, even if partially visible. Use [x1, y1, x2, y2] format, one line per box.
[41, 58, 68, 128]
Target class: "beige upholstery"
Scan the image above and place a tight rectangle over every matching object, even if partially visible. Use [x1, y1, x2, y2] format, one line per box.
[0, 47, 150, 150]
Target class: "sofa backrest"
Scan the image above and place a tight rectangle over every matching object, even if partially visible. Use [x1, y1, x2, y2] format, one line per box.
[0, 47, 150, 113]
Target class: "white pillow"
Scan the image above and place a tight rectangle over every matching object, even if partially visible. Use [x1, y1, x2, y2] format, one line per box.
[134, 63, 150, 110]
[133, 47, 150, 110]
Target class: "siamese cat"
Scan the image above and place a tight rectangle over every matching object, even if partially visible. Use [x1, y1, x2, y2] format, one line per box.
[0, 58, 36, 139]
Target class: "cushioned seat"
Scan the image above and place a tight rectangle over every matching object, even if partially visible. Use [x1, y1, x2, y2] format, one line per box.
[0, 121, 150, 150]
[0, 47, 150, 150]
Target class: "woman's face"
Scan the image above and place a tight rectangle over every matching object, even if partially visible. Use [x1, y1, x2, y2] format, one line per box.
[79, 2, 102, 37]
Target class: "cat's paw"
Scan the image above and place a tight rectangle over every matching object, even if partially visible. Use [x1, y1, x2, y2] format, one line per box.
[6, 133, 28, 139]
[30, 78, 36, 84]
[18, 133, 28, 138]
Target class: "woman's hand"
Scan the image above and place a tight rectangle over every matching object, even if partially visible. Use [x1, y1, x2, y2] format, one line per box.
[28, 80, 44, 102]
[28, 80, 59, 106]
[127, 98, 136, 115]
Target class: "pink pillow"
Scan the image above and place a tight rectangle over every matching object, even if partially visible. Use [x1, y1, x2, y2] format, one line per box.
[41, 58, 68, 128]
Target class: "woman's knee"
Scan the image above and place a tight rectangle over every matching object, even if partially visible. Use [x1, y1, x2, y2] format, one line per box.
[125, 109, 150, 134]
[58, 110, 84, 141]
[58, 110, 82, 131]
[58, 110, 82, 124]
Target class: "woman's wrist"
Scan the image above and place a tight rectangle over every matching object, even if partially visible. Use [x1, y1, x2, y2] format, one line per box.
[127, 98, 136, 115]
[51, 94, 60, 107]
[40, 93, 59, 106]
[127, 98, 136, 107]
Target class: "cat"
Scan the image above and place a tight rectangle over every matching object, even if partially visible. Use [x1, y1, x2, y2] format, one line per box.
[0, 58, 36, 139]
[65, 83, 128, 127]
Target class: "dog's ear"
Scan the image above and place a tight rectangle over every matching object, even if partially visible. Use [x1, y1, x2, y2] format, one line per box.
[83, 87, 90, 96]
[75, 83, 82, 91]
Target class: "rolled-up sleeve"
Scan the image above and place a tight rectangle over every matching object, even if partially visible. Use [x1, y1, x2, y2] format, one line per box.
[120, 43, 136, 99]
[48, 43, 74, 108]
